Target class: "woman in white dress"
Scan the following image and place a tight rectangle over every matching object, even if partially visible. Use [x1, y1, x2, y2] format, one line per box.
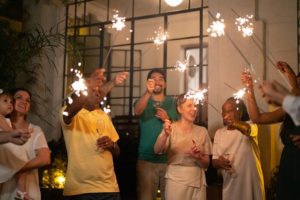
[0, 88, 50, 200]
[154, 93, 212, 200]
[212, 97, 265, 200]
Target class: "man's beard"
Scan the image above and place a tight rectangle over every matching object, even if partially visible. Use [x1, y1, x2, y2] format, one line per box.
[153, 86, 163, 94]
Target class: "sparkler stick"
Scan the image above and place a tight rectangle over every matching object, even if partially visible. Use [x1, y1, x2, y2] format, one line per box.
[224, 82, 266, 112]
[208, 102, 222, 115]
[208, 11, 251, 67]
[230, 8, 292, 89]
[102, 8, 130, 67]
[102, 33, 119, 67]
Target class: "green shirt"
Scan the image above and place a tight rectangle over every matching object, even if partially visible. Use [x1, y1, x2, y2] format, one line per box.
[138, 96, 178, 163]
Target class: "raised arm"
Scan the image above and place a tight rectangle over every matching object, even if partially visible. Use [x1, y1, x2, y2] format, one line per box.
[241, 71, 285, 124]
[276, 61, 299, 95]
[63, 92, 88, 125]
[101, 71, 128, 96]
[134, 79, 155, 116]
[229, 120, 251, 136]
[154, 119, 171, 154]
[260, 81, 300, 126]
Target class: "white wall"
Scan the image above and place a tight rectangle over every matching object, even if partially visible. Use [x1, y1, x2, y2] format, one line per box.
[24, 0, 66, 141]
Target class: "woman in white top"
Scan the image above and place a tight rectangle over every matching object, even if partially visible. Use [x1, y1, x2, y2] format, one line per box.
[154, 93, 212, 200]
[0, 88, 50, 200]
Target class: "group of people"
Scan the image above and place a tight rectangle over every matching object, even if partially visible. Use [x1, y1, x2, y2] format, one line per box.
[132, 61, 299, 200]
[135, 69, 265, 200]
[0, 60, 299, 200]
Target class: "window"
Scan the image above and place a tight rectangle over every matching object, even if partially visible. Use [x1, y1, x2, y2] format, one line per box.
[64, 0, 208, 125]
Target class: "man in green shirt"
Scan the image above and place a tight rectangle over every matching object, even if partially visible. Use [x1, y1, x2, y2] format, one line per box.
[134, 69, 178, 200]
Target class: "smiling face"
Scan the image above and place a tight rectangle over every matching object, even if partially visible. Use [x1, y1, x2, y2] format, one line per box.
[177, 98, 198, 122]
[0, 94, 13, 116]
[221, 99, 241, 126]
[13, 90, 31, 115]
[149, 72, 165, 95]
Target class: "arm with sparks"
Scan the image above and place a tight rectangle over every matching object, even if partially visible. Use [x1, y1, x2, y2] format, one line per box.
[63, 92, 89, 125]
[241, 71, 285, 124]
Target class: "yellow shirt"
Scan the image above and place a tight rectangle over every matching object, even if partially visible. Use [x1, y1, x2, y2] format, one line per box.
[60, 107, 119, 196]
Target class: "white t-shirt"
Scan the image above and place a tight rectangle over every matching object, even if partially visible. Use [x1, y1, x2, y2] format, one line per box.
[0, 122, 49, 200]
[212, 124, 265, 200]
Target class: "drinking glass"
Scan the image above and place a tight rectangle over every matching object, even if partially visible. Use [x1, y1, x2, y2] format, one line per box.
[95, 119, 105, 152]
[223, 153, 237, 178]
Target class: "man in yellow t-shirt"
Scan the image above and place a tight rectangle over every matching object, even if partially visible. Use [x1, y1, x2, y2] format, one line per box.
[61, 69, 127, 200]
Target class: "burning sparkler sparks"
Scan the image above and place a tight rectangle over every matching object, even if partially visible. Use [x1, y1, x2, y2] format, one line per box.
[233, 88, 246, 105]
[184, 89, 208, 105]
[235, 15, 254, 37]
[245, 64, 261, 84]
[71, 70, 88, 97]
[100, 97, 111, 114]
[150, 27, 168, 47]
[112, 10, 126, 31]
[103, 105, 111, 114]
[174, 60, 187, 72]
[207, 13, 225, 37]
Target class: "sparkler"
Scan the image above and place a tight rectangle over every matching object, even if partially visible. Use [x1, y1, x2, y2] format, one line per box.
[62, 68, 89, 115]
[174, 60, 187, 72]
[245, 64, 262, 84]
[233, 88, 246, 105]
[235, 15, 254, 37]
[100, 97, 111, 114]
[112, 10, 126, 31]
[150, 27, 168, 47]
[62, 111, 69, 116]
[70, 68, 88, 97]
[184, 89, 208, 105]
[230, 8, 291, 88]
[207, 13, 225, 37]
[103, 105, 111, 114]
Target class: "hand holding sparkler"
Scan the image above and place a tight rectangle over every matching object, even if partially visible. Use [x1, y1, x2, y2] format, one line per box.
[146, 79, 155, 94]
[276, 61, 298, 91]
[154, 119, 172, 154]
[259, 80, 290, 106]
[187, 139, 202, 158]
[163, 119, 172, 136]
[217, 154, 232, 171]
[156, 107, 169, 122]
[113, 72, 129, 85]
[241, 70, 254, 91]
